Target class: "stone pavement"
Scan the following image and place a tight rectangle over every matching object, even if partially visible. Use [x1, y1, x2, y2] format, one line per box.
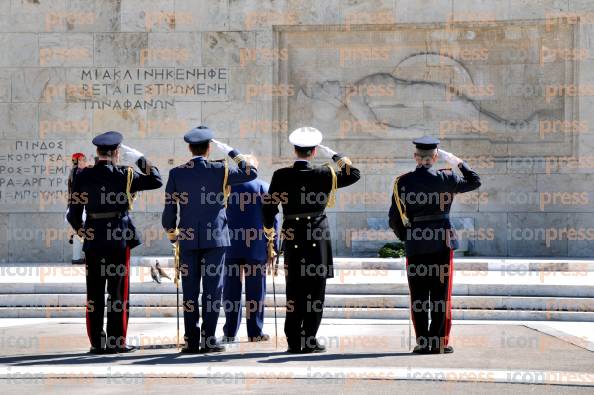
[0, 318, 592, 394]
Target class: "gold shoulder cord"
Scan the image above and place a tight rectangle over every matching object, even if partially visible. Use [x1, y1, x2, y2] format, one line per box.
[126, 166, 137, 211]
[324, 163, 338, 209]
[223, 159, 231, 207]
[393, 176, 410, 227]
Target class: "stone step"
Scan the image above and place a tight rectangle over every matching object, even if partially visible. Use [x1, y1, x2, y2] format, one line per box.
[3, 258, 593, 272]
[1, 306, 593, 321]
[0, 279, 594, 298]
[1, 294, 592, 312]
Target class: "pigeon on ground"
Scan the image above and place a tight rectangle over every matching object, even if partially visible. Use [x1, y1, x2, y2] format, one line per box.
[156, 260, 171, 280]
[150, 265, 161, 284]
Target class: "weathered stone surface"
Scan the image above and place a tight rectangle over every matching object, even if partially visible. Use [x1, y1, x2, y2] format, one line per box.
[0, 1, 593, 260]
[202, 31, 255, 67]
[0, 33, 38, 66]
[121, 0, 175, 32]
[94, 33, 149, 66]
[175, 0, 229, 32]
[8, 213, 66, 262]
[0, 214, 8, 263]
[39, 33, 93, 67]
[0, 103, 39, 139]
[147, 32, 201, 67]
[507, 212, 569, 257]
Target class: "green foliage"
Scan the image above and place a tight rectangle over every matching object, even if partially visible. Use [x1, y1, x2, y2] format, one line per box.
[378, 242, 405, 258]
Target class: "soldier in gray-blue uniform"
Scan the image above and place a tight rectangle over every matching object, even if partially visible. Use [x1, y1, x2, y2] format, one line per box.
[162, 126, 257, 353]
[67, 131, 163, 354]
[389, 136, 481, 354]
[222, 167, 278, 343]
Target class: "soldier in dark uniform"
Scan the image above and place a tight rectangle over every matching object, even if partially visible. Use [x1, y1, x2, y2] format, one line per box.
[389, 136, 481, 354]
[161, 126, 258, 353]
[67, 131, 163, 354]
[262, 127, 360, 353]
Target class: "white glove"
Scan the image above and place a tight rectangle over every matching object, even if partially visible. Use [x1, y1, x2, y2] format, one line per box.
[438, 149, 462, 166]
[211, 139, 233, 155]
[120, 144, 143, 163]
[317, 144, 337, 158]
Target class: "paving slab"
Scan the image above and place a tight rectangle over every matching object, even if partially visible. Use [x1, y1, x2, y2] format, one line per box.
[0, 318, 592, 393]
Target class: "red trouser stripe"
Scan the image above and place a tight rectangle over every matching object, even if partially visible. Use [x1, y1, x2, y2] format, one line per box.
[444, 249, 454, 346]
[122, 247, 130, 344]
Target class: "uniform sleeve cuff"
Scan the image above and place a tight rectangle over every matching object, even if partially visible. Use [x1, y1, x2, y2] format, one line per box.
[228, 149, 240, 158]
[166, 229, 178, 241]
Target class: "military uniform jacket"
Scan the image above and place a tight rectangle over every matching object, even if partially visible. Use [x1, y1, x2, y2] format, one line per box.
[161, 151, 257, 251]
[262, 157, 361, 279]
[67, 158, 163, 251]
[389, 162, 481, 257]
[226, 179, 279, 262]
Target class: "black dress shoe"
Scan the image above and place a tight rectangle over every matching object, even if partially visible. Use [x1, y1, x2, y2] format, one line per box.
[286, 346, 301, 354]
[221, 336, 236, 343]
[431, 345, 454, 354]
[412, 345, 431, 354]
[200, 344, 225, 353]
[89, 346, 106, 355]
[181, 346, 201, 354]
[72, 259, 85, 265]
[114, 346, 137, 354]
[301, 342, 326, 354]
[248, 334, 270, 342]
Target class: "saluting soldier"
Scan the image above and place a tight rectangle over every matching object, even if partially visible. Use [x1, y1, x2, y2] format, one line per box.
[262, 127, 360, 354]
[161, 126, 257, 354]
[67, 152, 88, 265]
[389, 136, 481, 354]
[67, 131, 163, 354]
[222, 156, 278, 343]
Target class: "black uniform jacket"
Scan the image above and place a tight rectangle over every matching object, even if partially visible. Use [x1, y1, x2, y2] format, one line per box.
[67, 158, 163, 251]
[389, 162, 481, 257]
[262, 156, 360, 278]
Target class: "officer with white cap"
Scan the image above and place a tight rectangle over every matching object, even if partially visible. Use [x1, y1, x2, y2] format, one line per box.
[262, 127, 360, 353]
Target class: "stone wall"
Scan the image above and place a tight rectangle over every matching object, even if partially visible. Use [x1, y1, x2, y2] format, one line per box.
[0, 0, 593, 262]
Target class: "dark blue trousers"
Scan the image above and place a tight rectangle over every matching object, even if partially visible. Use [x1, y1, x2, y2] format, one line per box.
[223, 258, 266, 338]
[180, 247, 225, 349]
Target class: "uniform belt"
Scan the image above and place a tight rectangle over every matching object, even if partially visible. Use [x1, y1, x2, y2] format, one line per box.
[284, 211, 325, 221]
[87, 211, 126, 220]
[411, 213, 449, 223]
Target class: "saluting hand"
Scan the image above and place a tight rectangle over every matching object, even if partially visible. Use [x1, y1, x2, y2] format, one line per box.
[211, 139, 233, 155]
[120, 144, 144, 163]
[266, 251, 278, 276]
[317, 144, 337, 158]
[438, 149, 462, 166]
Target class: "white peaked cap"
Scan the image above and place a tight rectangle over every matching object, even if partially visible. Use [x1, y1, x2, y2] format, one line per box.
[288, 126, 323, 147]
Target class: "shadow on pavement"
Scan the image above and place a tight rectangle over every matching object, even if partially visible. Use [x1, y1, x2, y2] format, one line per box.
[0, 350, 414, 366]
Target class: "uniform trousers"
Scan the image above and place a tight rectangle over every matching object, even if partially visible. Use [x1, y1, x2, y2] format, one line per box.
[180, 247, 225, 349]
[406, 249, 454, 349]
[84, 247, 131, 349]
[284, 262, 327, 350]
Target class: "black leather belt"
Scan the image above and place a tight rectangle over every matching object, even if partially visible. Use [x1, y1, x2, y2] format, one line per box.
[284, 211, 325, 221]
[411, 213, 449, 223]
[87, 211, 125, 220]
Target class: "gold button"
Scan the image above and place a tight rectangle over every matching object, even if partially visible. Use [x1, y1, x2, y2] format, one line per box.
[294, 244, 298, 248]
[312, 243, 316, 247]
[307, 216, 311, 220]
[296, 217, 299, 221]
